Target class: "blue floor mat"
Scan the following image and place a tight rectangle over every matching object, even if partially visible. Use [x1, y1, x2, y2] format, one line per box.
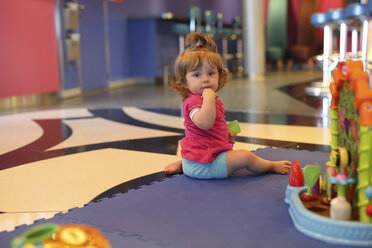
[0, 148, 353, 247]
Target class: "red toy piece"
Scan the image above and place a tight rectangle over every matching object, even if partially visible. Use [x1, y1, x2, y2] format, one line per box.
[289, 160, 304, 187]
[366, 204, 372, 217]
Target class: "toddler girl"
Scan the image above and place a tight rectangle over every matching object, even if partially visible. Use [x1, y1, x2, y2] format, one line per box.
[165, 32, 291, 178]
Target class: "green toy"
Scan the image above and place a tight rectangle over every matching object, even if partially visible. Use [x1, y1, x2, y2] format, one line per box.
[11, 223, 59, 247]
[303, 165, 322, 196]
[358, 125, 372, 222]
[227, 120, 241, 135]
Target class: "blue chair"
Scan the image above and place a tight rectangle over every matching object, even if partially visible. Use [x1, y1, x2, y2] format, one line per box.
[311, 12, 332, 83]
[326, 9, 347, 61]
[346, 4, 368, 62]
[311, 13, 327, 27]
[369, 1, 372, 13]
[346, 3, 368, 18]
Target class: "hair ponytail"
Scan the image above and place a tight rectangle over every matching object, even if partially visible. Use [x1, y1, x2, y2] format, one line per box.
[185, 32, 217, 53]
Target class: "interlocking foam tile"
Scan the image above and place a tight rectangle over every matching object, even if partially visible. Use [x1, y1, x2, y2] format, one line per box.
[0, 148, 350, 247]
[0, 211, 175, 248]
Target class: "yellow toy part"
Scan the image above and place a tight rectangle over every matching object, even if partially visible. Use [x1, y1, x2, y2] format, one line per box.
[330, 150, 338, 166]
[338, 147, 349, 168]
[330, 147, 349, 168]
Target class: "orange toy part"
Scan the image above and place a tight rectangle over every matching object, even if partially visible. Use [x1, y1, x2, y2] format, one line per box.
[329, 61, 364, 110]
[46, 224, 112, 248]
[354, 78, 372, 125]
[336, 61, 348, 81]
[332, 60, 371, 125]
[358, 100, 372, 126]
[329, 82, 340, 110]
[337, 60, 364, 81]
[333, 66, 341, 85]
[330, 67, 343, 110]
[349, 70, 369, 93]
[330, 81, 340, 110]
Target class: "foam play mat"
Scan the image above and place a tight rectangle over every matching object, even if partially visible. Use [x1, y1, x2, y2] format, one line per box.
[0, 147, 354, 247]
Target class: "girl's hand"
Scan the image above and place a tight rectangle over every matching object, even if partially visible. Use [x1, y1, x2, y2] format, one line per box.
[202, 88, 217, 99]
[228, 131, 236, 144]
[192, 87, 217, 130]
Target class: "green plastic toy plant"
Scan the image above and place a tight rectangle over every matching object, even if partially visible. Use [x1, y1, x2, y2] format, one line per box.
[303, 165, 322, 196]
[329, 109, 339, 151]
[227, 120, 241, 135]
[327, 169, 336, 201]
[358, 125, 372, 222]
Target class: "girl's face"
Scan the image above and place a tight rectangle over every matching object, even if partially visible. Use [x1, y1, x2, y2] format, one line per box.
[185, 59, 219, 96]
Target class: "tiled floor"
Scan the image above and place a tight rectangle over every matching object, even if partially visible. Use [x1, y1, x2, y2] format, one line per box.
[0, 69, 332, 232]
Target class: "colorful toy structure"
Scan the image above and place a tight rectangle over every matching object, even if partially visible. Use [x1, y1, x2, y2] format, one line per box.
[285, 60, 372, 246]
[11, 223, 112, 248]
[329, 61, 372, 222]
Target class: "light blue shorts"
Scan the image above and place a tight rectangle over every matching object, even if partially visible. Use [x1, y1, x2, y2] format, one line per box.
[182, 151, 228, 179]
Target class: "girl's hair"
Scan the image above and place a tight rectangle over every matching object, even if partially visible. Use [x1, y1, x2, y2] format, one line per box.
[171, 32, 230, 100]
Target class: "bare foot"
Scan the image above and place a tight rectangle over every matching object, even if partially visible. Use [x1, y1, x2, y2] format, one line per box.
[164, 160, 183, 175]
[272, 161, 291, 174]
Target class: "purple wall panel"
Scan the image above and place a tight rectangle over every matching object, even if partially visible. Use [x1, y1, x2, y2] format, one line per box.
[109, 0, 242, 22]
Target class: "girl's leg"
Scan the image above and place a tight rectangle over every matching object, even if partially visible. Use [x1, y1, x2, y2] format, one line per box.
[226, 150, 291, 176]
[164, 159, 183, 174]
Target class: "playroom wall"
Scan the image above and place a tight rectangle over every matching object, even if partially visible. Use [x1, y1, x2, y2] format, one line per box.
[0, 0, 345, 99]
[0, 0, 60, 98]
[0, 0, 242, 98]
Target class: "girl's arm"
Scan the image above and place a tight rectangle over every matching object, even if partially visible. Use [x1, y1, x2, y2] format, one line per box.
[192, 88, 216, 130]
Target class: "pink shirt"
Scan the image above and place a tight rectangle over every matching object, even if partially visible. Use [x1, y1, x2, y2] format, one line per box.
[180, 94, 232, 163]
